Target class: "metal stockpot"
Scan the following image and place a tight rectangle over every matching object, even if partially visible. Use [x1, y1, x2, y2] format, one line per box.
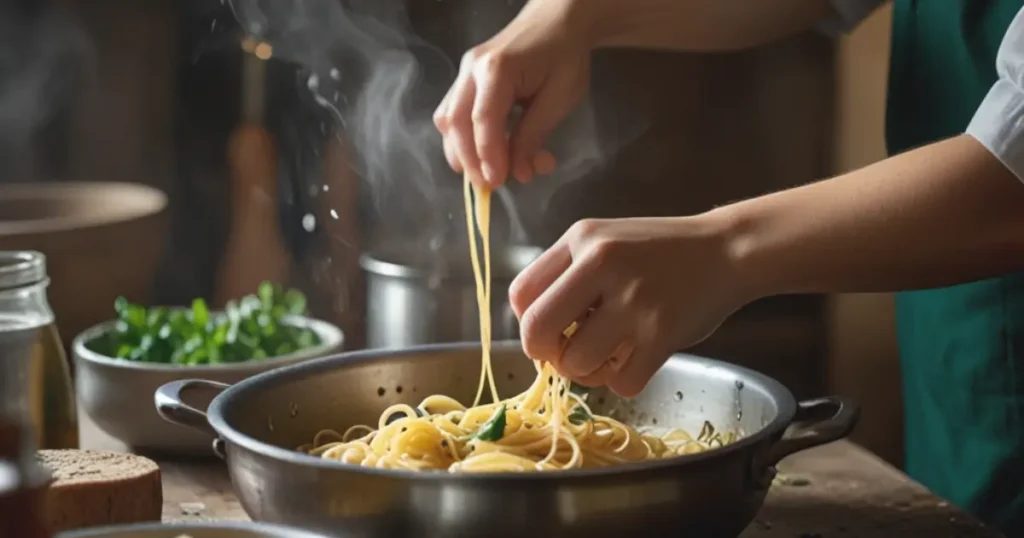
[155, 342, 859, 538]
[360, 246, 541, 348]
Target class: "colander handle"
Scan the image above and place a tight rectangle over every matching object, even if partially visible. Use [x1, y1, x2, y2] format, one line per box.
[749, 393, 860, 489]
[155, 379, 231, 457]
[767, 396, 860, 465]
[750, 396, 860, 489]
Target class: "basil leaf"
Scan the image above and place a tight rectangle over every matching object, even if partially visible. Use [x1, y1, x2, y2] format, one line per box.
[192, 298, 210, 328]
[125, 304, 146, 330]
[114, 296, 128, 316]
[474, 404, 507, 442]
[95, 285, 317, 365]
[146, 307, 167, 328]
[283, 289, 307, 315]
[567, 406, 591, 425]
[258, 281, 274, 310]
[697, 421, 715, 443]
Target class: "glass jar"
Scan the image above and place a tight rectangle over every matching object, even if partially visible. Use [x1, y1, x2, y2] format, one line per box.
[0, 251, 57, 535]
[0, 251, 77, 451]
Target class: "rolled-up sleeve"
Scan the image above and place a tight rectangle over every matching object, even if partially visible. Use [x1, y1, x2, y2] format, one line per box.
[966, 8, 1024, 183]
[815, 0, 888, 37]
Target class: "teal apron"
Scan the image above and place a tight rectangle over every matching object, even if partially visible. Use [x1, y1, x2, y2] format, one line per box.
[887, 1, 1024, 533]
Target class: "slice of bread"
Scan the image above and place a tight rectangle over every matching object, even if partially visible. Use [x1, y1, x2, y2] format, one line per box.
[38, 449, 163, 532]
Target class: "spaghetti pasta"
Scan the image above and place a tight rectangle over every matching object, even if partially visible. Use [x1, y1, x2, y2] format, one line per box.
[301, 172, 737, 472]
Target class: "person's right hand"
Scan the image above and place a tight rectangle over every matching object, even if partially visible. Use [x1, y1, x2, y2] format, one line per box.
[508, 215, 755, 398]
[433, 0, 595, 188]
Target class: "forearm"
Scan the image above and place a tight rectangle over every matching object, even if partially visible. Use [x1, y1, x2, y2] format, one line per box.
[573, 0, 833, 51]
[714, 135, 1024, 299]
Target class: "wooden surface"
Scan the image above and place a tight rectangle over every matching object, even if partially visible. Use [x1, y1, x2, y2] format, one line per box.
[80, 412, 1005, 537]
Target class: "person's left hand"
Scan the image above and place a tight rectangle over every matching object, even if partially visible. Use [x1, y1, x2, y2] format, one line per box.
[509, 215, 753, 397]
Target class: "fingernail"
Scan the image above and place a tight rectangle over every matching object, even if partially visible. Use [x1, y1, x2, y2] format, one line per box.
[482, 163, 496, 184]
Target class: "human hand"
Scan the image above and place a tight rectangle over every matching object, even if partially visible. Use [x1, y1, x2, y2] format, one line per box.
[433, 0, 595, 188]
[509, 215, 754, 397]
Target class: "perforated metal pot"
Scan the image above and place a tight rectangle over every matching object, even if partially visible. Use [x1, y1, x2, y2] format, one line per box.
[156, 342, 858, 538]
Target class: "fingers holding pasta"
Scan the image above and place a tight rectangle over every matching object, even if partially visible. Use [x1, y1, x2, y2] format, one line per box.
[511, 216, 751, 396]
[432, 0, 593, 188]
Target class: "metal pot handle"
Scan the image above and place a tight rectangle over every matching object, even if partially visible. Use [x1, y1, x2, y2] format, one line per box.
[766, 396, 860, 466]
[155, 379, 231, 458]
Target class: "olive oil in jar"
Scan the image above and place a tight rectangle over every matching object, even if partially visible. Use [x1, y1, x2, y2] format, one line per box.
[26, 323, 78, 450]
[1, 252, 77, 451]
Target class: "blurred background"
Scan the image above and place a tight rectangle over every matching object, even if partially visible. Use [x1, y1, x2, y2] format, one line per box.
[0, 0, 900, 464]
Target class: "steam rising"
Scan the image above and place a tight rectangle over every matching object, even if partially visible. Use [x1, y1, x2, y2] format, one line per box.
[227, 0, 637, 250]
[0, 4, 92, 181]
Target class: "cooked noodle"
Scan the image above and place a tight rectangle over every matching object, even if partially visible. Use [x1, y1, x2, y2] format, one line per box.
[300, 173, 737, 472]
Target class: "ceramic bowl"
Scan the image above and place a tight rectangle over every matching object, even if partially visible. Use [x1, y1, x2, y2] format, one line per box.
[0, 181, 168, 350]
[73, 314, 343, 456]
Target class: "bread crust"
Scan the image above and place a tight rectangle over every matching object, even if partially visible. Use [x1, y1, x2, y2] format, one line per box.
[38, 449, 163, 532]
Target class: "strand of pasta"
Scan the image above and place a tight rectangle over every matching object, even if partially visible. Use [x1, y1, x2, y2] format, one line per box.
[464, 173, 499, 406]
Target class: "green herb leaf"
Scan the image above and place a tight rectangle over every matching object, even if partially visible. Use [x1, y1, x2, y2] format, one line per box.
[474, 403, 507, 442]
[211, 323, 228, 346]
[697, 421, 715, 443]
[295, 330, 314, 348]
[567, 406, 592, 425]
[92, 284, 320, 366]
[125, 304, 146, 329]
[258, 281, 274, 310]
[270, 304, 286, 320]
[225, 300, 240, 322]
[114, 296, 128, 315]
[128, 346, 146, 361]
[206, 341, 221, 364]
[187, 347, 207, 365]
[191, 298, 209, 328]
[115, 344, 133, 359]
[146, 307, 167, 328]
[283, 289, 307, 315]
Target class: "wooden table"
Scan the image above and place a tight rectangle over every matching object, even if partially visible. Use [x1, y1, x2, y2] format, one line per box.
[80, 413, 1005, 538]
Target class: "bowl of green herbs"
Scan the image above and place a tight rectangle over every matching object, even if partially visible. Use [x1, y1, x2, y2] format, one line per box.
[73, 282, 344, 455]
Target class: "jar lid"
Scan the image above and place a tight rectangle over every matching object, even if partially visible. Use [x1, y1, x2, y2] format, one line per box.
[0, 251, 46, 291]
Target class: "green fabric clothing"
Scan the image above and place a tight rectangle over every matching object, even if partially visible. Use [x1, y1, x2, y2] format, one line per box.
[887, 1, 1024, 533]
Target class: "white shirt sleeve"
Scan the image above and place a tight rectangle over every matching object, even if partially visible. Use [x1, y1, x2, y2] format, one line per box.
[966, 7, 1024, 183]
[815, 0, 889, 37]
